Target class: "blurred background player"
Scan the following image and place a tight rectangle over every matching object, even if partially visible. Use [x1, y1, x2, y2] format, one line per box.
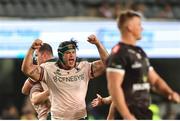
[106, 10, 180, 120]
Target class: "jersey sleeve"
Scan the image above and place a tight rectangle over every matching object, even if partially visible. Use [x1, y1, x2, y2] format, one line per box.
[40, 63, 49, 84]
[29, 83, 43, 99]
[140, 48, 152, 71]
[106, 44, 127, 72]
[80, 61, 92, 80]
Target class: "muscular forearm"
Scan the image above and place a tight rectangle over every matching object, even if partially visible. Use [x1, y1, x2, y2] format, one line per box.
[21, 47, 35, 76]
[21, 39, 43, 82]
[31, 90, 49, 105]
[109, 82, 133, 119]
[149, 69, 179, 103]
[95, 42, 109, 64]
[102, 96, 112, 105]
[154, 78, 173, 97]
[107, 102, 115, 120]
[112, 87, 133, 119]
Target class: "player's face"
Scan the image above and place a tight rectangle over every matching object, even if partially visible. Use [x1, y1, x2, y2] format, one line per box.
[63, 49, 76, 69]
[131, 17, 143, 40]
[36, 51, 45, 65]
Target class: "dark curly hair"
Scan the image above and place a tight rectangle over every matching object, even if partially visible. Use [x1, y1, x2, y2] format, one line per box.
[57, 38, 78, 61]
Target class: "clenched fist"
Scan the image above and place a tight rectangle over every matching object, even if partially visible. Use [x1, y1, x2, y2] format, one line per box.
[31, 39, 43, 50]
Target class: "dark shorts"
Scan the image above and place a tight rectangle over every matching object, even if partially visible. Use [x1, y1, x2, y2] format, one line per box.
[115, 106, 153, 120]
[46, 112, 51, 120]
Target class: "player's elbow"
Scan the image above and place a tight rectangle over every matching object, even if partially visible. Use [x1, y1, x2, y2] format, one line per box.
[21, 88, 27, 95]
[21, 66, 32, 77]
[21, 87, 29, 95]
[21, 64, 29, 75]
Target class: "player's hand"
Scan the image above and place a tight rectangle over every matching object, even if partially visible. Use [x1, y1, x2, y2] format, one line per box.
[31, 39, 43, 50]
[87, 34, 99, 45]
[168, 92, 180, 103]
[44, 90, 50, 97]
[91, 94, 103, 107]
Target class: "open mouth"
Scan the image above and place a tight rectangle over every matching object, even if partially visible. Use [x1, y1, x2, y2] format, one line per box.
[69, 59, 75, 63]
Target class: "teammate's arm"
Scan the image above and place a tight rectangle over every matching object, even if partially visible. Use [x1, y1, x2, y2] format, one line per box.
[21, 39, 44, 82]
[91, 94, 112, 107]
[22, 78, 34, 95]
[102, 95, 112, 105]
[107, 70, 136, 119]
[31, 90, 50, 105]
[148, 68, 180, 103]
[87, 35, 109, 78]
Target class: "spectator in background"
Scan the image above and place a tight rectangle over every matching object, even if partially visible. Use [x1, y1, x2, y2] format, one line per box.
[1, 103, 19, 119]
[157, 4, 174, 19]
[99, 1, 113, 19]
[131, 3, 147, 19]
[113, 2, 122, 19]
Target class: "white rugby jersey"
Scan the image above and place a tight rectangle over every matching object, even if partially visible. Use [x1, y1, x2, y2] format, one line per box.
[40, 61, 93, 120]
[30, 82, 51, 120]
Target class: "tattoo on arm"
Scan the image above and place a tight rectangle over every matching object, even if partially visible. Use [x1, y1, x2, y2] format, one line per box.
[91, 60, 105, 78]
[30, 67, 41, 75]
[91, 63, 95, 78]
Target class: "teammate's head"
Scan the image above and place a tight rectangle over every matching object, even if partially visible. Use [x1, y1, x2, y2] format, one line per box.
[36, 43, 53, 65]
[117, 10, 143, 40]
[58, 38, 78, 69]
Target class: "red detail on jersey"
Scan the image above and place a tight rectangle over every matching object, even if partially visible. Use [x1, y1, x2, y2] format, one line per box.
[112, 45, 120, 54]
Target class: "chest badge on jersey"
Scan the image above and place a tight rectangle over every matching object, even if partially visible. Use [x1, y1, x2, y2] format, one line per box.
[54, 69, 61, 75]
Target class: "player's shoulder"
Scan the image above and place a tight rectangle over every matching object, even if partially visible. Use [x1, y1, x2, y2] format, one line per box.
[111, 42, 127, 54]
[78, 60, 90, 66]
[40, 61, 57, 68]
[76, 60, 91, 69]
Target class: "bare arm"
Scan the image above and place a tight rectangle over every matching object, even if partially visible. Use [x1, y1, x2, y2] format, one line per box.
[21, 39, 43, 82]
[91, 60, 105, 78]
[87, 34, 109, 78]
[102, 96, 112, 105]
[107, 102, 116, 120]
[22, 78, 33, 95]
[148, 68, 180, 103]
[31, 90, 50, 105]
[87, 35, 109, 64]
[107, 70, 136, 119]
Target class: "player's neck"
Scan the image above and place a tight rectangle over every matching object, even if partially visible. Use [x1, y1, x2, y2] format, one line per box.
[121, 33, 137, 46]
[58, 60, 74, 70]
[46, 56, 54, 61]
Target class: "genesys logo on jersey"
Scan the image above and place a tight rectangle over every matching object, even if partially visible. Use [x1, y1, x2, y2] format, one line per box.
[53, 70, 85, 83]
